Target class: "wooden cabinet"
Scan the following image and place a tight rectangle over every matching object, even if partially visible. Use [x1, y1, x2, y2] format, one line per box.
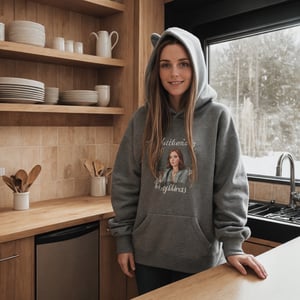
[243, 237, 280, 256]
[100, 218, 138, 299]
[0, 237, 34, 300]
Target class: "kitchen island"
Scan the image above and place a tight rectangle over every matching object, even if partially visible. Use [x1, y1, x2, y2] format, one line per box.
[133, 236, 300, 300]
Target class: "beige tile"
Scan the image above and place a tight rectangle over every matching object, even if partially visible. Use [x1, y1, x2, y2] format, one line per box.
[273, 184, 290, 205]
[0, 127, 22, 146]
[57, 145, 74, 179]
[40, 146, 58, 182]
[96, 144, 112, 167]
[20, 127, 42, 146]
[74, 178, 90, 196]
[40, 181, 58, 201]
[74, 127, 96, 145]
[248, 181, 255, 199]
[58, 127, 75, 145]
[252, 182, 274, 202]
[21, 147, 41, 175]
[0, 186, 14, 208]
[0, 147, 23, 176]
[40, 127, 58, 146]
[56, 179, 75, 198]
[95, 127, 113, 143]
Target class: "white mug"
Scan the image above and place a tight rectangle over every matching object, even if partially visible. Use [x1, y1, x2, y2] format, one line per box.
[53, 36, 65, 51]
[44, 87, 59, 104]
[0, 23, 5, 41]
[65, 40, 74, 52]
[95, 85, 110, 107]
[74, 41, 83, 54]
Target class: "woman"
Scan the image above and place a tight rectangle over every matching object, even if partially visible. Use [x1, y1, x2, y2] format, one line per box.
[109, 27, 267, 295]
[160, 148, 191, 184]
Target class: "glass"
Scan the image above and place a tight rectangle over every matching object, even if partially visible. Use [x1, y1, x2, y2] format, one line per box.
[208, 24, 300, 179]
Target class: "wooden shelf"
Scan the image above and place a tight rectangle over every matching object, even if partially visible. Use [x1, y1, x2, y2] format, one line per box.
[34, 0, 125, 16]
[0, 103, 124, 115]
[0, 41, 125, 68]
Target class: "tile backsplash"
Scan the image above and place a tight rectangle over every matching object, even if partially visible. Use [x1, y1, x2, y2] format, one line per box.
[1, 125, 296, 210]
[0, 126, 116, 208]
[249, 180, 299, 206]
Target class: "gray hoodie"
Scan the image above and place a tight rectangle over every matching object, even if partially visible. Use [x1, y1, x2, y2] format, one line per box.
[109, 27, 250, 274]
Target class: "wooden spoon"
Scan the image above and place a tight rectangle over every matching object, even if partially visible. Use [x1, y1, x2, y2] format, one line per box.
[104, 168, 113, 177]
[2, 175, 18, 192]
[10, 175, 22, 193]
[84, 159, 95, 177]
[15, 169, 28, 192]
[93, 160, 104, 177]
[25, 165, 41, 192]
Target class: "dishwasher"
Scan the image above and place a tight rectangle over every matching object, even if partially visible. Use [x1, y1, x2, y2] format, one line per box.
[35, 221, 99, 300]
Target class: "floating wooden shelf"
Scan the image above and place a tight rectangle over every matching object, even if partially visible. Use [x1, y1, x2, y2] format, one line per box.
[0, 41, 125, 68]
[34, 0, 125, 16]
[0, 103, 124, 115]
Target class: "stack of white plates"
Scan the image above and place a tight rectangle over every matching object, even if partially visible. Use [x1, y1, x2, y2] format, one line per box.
[0, 77, 45, 103]
[7, 20, 45, 47]
[60, 90, 98, 106]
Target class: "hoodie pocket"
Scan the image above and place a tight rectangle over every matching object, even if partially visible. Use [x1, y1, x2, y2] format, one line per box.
[132, 213, 212, 261]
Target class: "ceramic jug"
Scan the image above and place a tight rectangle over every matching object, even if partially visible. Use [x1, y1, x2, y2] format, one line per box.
[89, 30, 119, 58]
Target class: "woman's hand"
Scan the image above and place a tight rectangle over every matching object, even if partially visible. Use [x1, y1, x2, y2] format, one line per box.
[227, 254, 268, 279]
[117, 252, 136, 278]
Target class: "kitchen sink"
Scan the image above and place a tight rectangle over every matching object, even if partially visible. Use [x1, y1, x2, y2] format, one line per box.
[248, 200, 300, 225]
[247, 200, 300, 243]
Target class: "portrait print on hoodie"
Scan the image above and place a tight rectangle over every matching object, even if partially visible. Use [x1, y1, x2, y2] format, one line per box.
[155, 144, 192, 194]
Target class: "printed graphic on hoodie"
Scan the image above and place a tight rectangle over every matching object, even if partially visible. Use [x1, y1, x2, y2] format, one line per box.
[154, 139, 192, 194]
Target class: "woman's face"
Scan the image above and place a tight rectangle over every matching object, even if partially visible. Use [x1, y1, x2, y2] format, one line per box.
[159, 43, 192, 111]
[169, 151, 180, 168]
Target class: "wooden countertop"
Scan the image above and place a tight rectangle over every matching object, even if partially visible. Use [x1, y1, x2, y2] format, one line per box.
[0, 196, 114, 243]
[133, 237, 300, 300]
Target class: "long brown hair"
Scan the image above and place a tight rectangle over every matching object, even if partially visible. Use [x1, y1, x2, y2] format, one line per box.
[143, 36, 197, 181]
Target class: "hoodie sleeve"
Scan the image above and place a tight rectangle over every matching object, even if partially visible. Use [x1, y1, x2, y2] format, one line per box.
[108, 108, 145, 254]
[213, 106, 250, 257]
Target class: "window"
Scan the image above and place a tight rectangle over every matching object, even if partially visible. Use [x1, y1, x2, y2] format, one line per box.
[207, 24, 300, 179]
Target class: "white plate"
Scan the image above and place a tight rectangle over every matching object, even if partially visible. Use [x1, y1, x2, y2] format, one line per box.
[0, 98, 44, 104]
[9, 20, 45, 31]
[0, 77, 44, 88]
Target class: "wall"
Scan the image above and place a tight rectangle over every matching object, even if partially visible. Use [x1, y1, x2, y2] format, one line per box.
[0, 126, 115, 208]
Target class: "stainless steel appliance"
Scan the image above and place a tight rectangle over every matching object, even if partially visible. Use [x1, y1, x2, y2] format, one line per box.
[35, 222, 99, 300]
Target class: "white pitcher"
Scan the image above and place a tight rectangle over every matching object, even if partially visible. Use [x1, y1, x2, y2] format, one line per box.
[89, 30, 119, 58]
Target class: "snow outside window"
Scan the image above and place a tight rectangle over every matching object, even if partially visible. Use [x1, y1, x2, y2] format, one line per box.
[208, 24, 300, 179]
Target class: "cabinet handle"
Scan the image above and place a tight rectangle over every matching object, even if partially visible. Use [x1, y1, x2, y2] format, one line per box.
[0, 254, 19, 262]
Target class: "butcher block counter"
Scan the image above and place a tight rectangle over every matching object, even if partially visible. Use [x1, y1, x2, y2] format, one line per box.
[133, 236, 300, 300]
[0, 196, 114, 243]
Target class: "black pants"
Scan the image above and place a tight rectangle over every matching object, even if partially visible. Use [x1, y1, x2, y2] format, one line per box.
[135, 263, 193, 295]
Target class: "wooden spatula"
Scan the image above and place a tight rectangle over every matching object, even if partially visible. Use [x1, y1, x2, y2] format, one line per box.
[25, 165, 41, 192]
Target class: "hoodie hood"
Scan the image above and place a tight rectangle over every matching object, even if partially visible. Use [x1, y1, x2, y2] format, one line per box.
[145, 27, 217, 110]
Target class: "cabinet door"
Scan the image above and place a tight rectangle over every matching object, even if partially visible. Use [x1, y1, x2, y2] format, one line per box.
[0, 237, 34, 300]
[243, 237, 280, 256]
[100, 219, 138, 300]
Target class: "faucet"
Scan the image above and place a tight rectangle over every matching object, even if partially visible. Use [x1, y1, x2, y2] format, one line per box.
[276, 152, 300, 209]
